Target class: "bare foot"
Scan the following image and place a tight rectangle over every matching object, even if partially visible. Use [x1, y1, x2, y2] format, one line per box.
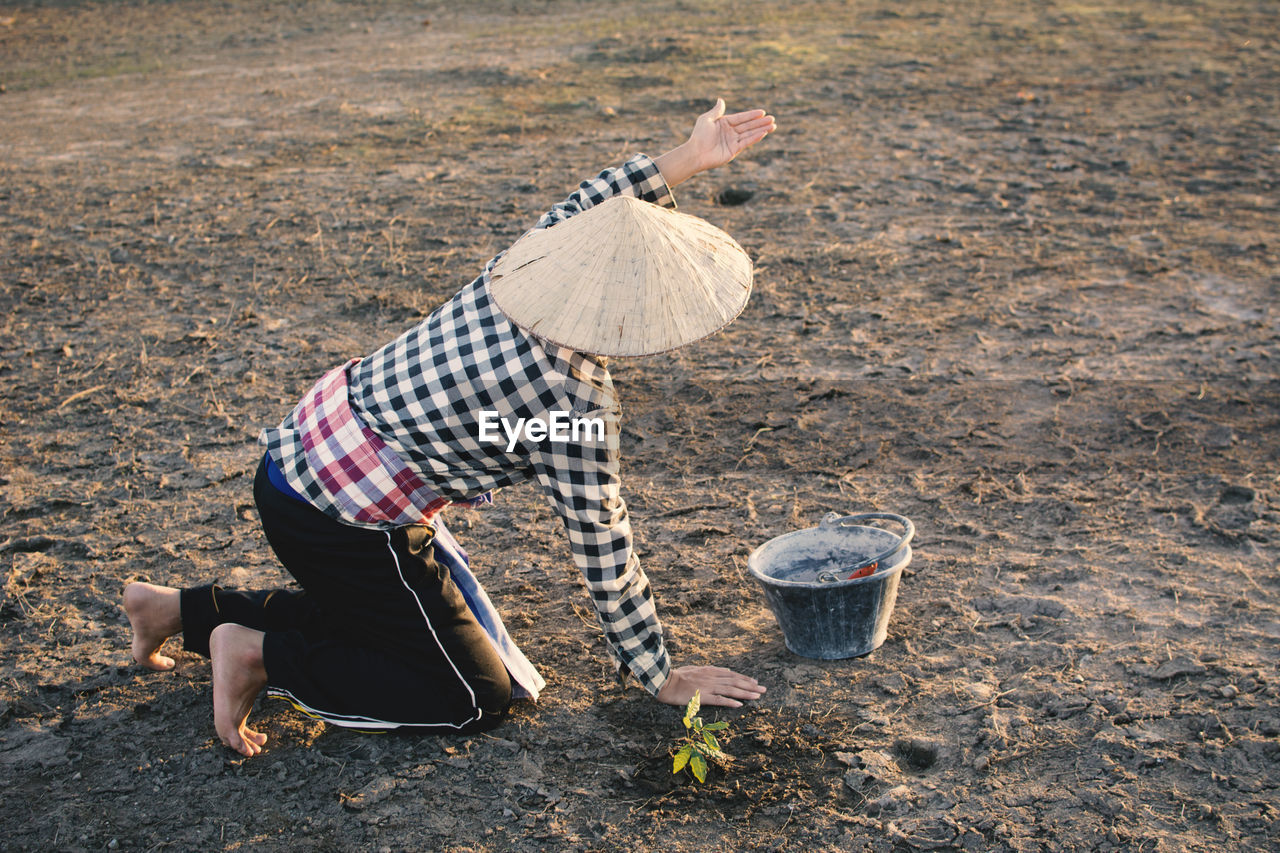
[210, 623, 269, 757]
[123, 582, 182, 671]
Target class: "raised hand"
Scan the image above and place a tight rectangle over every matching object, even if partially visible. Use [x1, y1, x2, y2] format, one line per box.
[654, 98, 777, 188]
[686, 98, 777, 173]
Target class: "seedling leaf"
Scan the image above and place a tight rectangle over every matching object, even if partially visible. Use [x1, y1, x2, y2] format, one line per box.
[704, 721, 729, 731]
[684, 691, 701, 726]
[690, 753, 708, 783]
[702, 732, 721, 752]
[672, 744, 692, 774]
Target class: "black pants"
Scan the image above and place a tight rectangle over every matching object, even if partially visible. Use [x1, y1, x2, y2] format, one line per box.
[179, 458, 512, 733]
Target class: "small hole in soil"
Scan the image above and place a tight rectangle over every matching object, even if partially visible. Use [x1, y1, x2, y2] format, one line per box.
[716, 187, 755, 206]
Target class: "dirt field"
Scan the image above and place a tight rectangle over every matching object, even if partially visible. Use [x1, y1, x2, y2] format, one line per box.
[1, 1, 1278, 850]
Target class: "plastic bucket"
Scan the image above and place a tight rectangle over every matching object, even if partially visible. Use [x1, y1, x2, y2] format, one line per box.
[747, 512, 914, 659]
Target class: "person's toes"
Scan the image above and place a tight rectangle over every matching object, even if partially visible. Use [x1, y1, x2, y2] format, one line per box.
[241, 730, 264, 755]
[228, 735, 253, 757]
[131, 636, 173, 670]
[130, 627, 176, 670]
[220, 725, 259, 757]
[143, 651, 176, 671]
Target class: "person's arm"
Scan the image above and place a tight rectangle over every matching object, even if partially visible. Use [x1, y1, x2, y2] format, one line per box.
[646, 98, 775, 707]
[529, 403, 673, 696]
[531, 155, 675, 233]
[528, 393, 765, 708]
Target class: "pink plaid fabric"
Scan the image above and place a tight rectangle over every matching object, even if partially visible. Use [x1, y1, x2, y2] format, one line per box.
[292, 359, 450, 526]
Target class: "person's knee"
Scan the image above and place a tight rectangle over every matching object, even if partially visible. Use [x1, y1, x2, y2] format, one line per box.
[465, 708, 509, 734]
[473, 665, 512, 718]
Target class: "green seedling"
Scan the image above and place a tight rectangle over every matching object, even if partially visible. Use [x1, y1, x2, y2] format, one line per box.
[671, 690, 730, 784]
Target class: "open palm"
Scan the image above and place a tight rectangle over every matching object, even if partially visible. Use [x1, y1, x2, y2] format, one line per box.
[686, 98, 777, 172]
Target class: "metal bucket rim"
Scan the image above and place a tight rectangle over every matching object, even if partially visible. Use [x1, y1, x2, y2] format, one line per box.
[748, 527, 913, 589]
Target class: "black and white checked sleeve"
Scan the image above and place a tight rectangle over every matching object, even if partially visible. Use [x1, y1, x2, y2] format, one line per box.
[530, 405, 670, 695]
[533, 153, 676, 232]
[518, 156, 679, 695]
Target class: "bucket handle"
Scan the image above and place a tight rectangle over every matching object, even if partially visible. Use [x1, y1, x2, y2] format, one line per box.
[816, 512, 915, 582]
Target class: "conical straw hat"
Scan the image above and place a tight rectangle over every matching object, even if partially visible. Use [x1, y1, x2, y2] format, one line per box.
[489, 195, 753, 357]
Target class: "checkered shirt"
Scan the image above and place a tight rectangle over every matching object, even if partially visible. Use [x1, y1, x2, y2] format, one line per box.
[261, 154, 676, 695]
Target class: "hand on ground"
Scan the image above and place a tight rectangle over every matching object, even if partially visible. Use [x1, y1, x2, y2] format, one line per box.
[655, 664, 766, 708]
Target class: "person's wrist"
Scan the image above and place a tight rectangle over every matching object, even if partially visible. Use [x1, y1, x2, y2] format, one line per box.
[655, 142, 702, 189]
[654, 668, 684, 704]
